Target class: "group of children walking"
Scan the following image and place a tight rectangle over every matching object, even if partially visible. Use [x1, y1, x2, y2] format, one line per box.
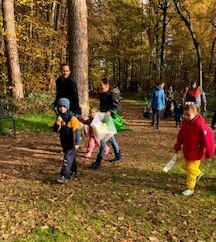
[53, 64, 215, 197]
[53, 70, 122, 183]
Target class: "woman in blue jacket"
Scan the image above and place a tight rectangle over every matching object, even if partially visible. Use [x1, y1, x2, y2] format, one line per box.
[149, 82, 165, 129]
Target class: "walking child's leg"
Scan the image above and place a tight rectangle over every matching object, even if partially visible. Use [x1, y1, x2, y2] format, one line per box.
[186, 160, 201, 189]
[71, 157, 77, 177]
[61, 149, 76, 178]
[181, 159, 187, 171]
[57, 149, 76, 183]
[109, 135, 121, 162]
[85, 137, 96, 158]
[89, 139, 106, 169]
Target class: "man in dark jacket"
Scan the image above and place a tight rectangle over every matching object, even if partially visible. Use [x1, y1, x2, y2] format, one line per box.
[53, 64, 81, 115]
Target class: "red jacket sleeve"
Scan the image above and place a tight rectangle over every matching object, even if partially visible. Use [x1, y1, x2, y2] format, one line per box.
[201, 123, 215, 158]
[174, 123, 184, 152]
[77, 116, 91, 125]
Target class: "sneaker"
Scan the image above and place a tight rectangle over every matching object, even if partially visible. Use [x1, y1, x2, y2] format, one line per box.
[104, 146, 110, 156]
[56, 176, 66, 184]
[182, 189, 194, 197]
[196, 172, 203, 181]
[69, 172, 77, 179]
[85, 152, 92, 158]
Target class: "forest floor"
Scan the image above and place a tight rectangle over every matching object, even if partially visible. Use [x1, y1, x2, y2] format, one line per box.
[0, 100, 216, 242]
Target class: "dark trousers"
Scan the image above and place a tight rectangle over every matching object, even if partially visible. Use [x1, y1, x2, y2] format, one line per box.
[152, 108, 161, 127]
[60, 149, 77, 178]
[175, 116, 182, 127]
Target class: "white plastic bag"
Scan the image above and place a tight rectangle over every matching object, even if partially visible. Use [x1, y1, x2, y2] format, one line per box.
[91, 112, 117, 141]
[163, 153, 178, 172]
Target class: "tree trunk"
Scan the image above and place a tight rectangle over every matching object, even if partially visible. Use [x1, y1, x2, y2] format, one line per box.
[47, 1, 57, 92]
[159, 1, 170, 83]
[2, 0, 24, 100]
[209, 37, 216, 73]
[173, 0, 203, 88]
[67, 0, 89, 114]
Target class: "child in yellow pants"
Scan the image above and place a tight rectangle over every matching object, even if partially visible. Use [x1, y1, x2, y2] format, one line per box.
[174, 102, 214, 196]
[181, 160, 202, 190]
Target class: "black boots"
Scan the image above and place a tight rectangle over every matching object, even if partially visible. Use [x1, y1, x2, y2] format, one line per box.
[109, 150, 122, 163]
[89, 155, 103, 169]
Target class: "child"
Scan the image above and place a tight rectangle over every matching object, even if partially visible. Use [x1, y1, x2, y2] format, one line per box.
[174, 102, 215, 196]
[174, 101, 183, 128]
[53, 98, 81, 183]
[90, 77, 121, 169]
[78, 107, 110, 158]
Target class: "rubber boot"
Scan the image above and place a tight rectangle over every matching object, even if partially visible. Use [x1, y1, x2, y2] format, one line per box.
[109, 150, 121, 163]
[89, 155, 103, 169]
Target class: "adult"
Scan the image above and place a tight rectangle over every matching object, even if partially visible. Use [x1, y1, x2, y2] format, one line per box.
[149, 82, 165, 129]
[90, 77, 121, 169]
[53, 63, 81, 115]
[185, 81, 207, 112]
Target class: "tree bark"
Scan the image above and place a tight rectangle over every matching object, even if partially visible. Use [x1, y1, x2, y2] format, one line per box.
[159, 0, 170, 82]
[173, 0, 203, 88]
[68, 0, 89, 113]
[67, 0, 89, 114]
[2, 0, 24, 100]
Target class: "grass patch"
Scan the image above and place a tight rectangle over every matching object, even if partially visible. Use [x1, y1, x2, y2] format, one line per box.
[26, 226, 71, 242]
[0, 112, 55, 136]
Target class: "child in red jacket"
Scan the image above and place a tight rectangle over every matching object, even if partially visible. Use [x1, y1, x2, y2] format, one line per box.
[174, 102, 215, 196]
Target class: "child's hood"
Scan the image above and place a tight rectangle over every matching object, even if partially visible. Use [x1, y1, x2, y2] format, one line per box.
[183, 114, 205, 126]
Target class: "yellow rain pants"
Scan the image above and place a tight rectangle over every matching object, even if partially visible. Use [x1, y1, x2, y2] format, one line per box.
[182, 159, 201, 189]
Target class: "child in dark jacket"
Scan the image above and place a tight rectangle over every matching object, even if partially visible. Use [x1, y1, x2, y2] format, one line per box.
[174, 102, 215, 196]
[174, 101, 183, 128]
[78, 107, 110, 158]
[53, 98, 81, 183]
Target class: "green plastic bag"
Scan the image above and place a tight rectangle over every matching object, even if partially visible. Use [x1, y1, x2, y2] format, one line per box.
[111, 111, 131, 132]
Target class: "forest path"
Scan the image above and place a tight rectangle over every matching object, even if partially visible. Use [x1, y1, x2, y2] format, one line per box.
[0, 100, 215, 241]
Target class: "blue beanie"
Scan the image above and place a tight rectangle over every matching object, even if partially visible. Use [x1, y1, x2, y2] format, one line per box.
[58, 98, 70, 110]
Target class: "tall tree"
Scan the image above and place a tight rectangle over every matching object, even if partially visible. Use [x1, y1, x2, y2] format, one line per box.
[2, 0, 24, 100]
[68, 0, 89, 114]
[173, 0, 203, 88]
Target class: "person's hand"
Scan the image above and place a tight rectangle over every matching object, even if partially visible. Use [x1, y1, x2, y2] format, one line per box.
[56, 116, 63, 125]
[83, 114, 88, 120]
[75, 145, 79, 150]
[106, 111, 111, 116]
